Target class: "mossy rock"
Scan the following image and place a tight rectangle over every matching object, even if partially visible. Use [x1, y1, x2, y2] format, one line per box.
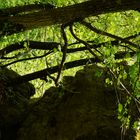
[0, 67, 35, 140]
[17, 64, 123, 140]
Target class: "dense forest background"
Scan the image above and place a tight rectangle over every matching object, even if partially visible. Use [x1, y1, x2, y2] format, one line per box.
[0, 0, 140, 139]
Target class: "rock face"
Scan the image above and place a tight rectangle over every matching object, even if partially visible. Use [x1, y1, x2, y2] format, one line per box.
[17, 64, 126, 140]
[46, 65, 121, 140]
[0, 67, 35, 140]
[0, 65, 137, 140]
[0, 67, 35, 105]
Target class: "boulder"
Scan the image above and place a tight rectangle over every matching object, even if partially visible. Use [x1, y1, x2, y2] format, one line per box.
[17, 65, 126, 140]
[0, 67, 35, 140]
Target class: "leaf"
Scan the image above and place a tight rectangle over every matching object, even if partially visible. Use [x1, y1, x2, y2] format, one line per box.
[118, 103, 123, 113]
[53, 48, 58, 53]
[95, 70, 103, 77]
[137, 52, 140, 62]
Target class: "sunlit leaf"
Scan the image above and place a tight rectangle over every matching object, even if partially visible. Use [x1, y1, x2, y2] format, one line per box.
[118, 103, 123, 113]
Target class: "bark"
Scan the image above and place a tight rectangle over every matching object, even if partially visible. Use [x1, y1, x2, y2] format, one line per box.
[5, 0, 140, 30]
[0, 3, 54, 15]
[0, 41, 59, 57]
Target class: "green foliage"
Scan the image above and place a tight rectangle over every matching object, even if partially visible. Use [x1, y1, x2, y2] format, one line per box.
[117, 97, 131, 129]
[118, 103, 123, 113]
[133, 121, 140, 130]
[129, 52, 140, 98]
[95, 70, 103, 77]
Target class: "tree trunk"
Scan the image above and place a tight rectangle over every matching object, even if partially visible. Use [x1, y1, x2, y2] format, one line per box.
[6, 0, 140, 30]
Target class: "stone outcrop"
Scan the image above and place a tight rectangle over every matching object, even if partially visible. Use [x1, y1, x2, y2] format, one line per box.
[0, 67, 35, 140]
[0, 65, 138, 140]
[17, 64, 132, 140]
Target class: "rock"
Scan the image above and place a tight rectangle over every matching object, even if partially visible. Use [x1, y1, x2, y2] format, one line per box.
[17, 64, 124, 140]
[0, 67, 35, 140]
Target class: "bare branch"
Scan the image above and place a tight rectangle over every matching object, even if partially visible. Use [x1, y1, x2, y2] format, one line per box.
[1, 51, 52, 68]
[69, 23, 103, 59]
[55, 24, 68, 85]
[7, 57, 101, 86]
[80, 20, 139, 51]
[0, 41, 60, 57]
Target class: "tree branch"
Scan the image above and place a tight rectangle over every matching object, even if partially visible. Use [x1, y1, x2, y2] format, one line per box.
[0, 41, 59, 58]
[6, 50, 136, 86]
[0, 3, 54, 16]
[1, 0, 140, 32]
[80, 20, 139, 50]
[1, 51, 52, 68]
[69, 23, 102, 58]
[7, 57, 101, 86]
[55, 24, 68, 85]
